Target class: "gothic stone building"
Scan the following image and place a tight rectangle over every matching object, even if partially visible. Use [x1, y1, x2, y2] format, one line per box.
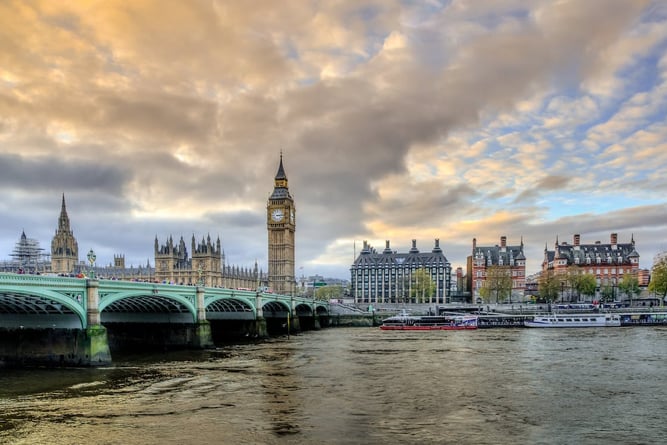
[350, 239, 452, 304]
[469, 236, 526, 299]
[542, 233, 640, 289]
[51, 194, 79, 274]
[154, 234, 263, 288]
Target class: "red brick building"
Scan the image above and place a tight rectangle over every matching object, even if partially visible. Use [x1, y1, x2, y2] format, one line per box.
[469, 236, 526, 299]
[542, 233, 640, 290]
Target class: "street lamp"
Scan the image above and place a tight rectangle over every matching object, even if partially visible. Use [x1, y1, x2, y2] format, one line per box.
[87, 249, 96, 278]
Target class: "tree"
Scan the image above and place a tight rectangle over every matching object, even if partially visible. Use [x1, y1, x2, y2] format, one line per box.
[479, 265, 512, 303]
[564, 266, 581, 302]
[618, 274, 640, 305]
[314, 285, 345, 301]
[600, 283, 614, 303]
[648, 258, 667, 305]
[565, 268, 597, 302]
[538, 270, 560, 303]
[410, 268, 436, 303]
[576, 274, 597, 301]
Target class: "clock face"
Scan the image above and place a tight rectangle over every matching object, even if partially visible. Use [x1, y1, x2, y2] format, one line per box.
[271, 208, 284, 222]
[290, 210, 295, 224]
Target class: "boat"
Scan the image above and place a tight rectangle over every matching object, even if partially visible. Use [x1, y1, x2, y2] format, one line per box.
[524, 313, 621, 328]
[380, 310, 478, 330]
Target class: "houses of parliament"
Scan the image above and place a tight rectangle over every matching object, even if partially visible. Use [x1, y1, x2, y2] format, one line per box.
[2, 156, 298, 295]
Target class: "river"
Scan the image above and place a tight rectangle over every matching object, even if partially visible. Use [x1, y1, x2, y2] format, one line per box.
[1, 326, 666, 444]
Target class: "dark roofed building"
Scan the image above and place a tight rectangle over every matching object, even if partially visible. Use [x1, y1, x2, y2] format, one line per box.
[542, 233, 640, 293]
[469, 236, 526, 300]
[350, 239, 451, 304]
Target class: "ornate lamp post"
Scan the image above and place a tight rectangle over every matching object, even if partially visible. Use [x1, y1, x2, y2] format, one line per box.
[87, 249, 96, 278]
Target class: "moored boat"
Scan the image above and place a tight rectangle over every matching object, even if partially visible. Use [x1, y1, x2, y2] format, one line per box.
[380, 311, 478, 330]
[524, 313, 621, 328]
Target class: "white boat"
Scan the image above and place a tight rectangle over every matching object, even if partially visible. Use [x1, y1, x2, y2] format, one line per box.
[524, 313, 621, 328]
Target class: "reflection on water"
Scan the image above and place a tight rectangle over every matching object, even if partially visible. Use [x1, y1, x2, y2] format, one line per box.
[1, 327, 666, 444]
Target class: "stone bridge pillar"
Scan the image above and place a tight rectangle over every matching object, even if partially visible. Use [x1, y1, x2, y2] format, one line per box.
[84, 279, 111, 366]
[193, 286, 213, 348]
[86, 279, 101, 325]
[254, 293, 268, 338]
[312, 303, 321, 330]
[289, 298, 300, 334]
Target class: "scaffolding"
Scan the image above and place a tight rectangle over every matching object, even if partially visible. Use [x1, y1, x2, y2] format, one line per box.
[1, 231, 50, 273]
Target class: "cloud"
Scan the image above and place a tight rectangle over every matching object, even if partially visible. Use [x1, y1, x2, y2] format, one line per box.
[1, 0, 666, 281]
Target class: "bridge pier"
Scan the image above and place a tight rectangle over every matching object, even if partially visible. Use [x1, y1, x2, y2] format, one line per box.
[253, 317, 268, 338]
[84, 280, 111, 366]
[289, 313, 301, 334]
[194, 287, 214, 348]
[254, 294, 268, 338]
[80, 325, 112, 366]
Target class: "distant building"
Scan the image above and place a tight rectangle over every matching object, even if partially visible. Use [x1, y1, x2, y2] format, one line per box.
[297, 274, 349, 296]
[542, 233, 640, 290]
[468, 236, 526, 299]
[350, 239, 452, 304]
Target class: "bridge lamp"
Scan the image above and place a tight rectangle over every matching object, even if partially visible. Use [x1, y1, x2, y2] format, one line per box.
[87, 249, 96, 278]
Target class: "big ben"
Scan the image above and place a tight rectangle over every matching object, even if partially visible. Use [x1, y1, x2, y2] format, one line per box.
[267, 153, 296, 295]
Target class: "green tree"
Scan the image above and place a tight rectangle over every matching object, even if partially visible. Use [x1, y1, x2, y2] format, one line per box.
[538, 270, 560, 303]
[410, 268, 436, 303]
[618, 274, 640, 305]
[648, 257, 667, 305]
[576, 274, 597, 301]
[479, 266, 512, 303]
[600, 283, 615, 303]
[314, 285, 345, 301]
[566, 268, 597, 302]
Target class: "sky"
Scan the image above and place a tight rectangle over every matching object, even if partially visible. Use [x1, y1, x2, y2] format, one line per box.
[2, 0, 667, 280]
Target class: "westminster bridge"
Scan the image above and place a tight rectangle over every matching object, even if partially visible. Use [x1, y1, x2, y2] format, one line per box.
[0, 273, 330, 366]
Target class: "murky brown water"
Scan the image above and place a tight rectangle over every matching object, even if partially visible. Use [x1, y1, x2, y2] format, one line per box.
[1, 327, 666, 444]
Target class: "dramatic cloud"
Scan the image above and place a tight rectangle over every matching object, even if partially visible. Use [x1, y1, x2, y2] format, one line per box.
[2, 0, 667, 279]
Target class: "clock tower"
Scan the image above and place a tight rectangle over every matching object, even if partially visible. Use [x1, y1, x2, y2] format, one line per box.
[267, 153, 296, 295]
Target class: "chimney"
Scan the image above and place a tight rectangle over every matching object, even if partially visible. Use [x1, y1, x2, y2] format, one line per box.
[473, 238, 477, 250]
[611, 233, 617, 245]
[386, 240, 390, 249]
[574, 234, 580, 246]
[500, 236, 507, 248]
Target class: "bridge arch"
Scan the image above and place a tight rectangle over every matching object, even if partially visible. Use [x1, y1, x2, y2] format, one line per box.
[99, 290, 197, 323]
[205, 295, 256, 320]
[0, 287, 86, 328]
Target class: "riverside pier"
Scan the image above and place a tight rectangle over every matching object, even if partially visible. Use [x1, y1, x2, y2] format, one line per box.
[333, 302, 667, 328]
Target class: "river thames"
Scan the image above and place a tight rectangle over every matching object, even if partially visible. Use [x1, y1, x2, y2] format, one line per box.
[1, 326, 666, 444]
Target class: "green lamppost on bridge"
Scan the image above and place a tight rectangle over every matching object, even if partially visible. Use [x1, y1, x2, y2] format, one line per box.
[87, 249, 96, 279]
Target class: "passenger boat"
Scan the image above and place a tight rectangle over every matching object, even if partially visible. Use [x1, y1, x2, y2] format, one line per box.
[380, 311, 478, 331]
[524, 313, 621, 328]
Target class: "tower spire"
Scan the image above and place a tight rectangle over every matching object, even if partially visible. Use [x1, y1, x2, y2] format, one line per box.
[275, 151, 287, 181]
[58, 193, 71, 233]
